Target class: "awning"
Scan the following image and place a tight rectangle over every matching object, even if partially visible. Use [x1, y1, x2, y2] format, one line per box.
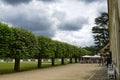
[82, 55, 101, 58]
[92, 55, 101, 58]
[82, 55, 92, 58]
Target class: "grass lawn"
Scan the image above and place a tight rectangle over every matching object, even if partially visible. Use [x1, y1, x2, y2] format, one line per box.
[0, 61, 69, 74]
[0, 62, 14, 74]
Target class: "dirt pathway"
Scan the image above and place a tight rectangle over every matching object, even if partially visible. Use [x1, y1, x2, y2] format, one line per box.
[0, 64, 100, 80]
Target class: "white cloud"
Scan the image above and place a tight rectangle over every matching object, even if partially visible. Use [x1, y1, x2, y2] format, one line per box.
[52, 0, 107, 47]
[0, 0, 107, 47]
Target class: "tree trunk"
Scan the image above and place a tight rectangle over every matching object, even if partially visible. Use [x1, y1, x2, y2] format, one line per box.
[75, 57, 77, 63]
[14, 58, 20, 72]
[61, 57, 64, 65]
[51, 57, 55, 66]
[38, 57, 42, 68]
[78, 57, 81, 62]
[69, 57, 72, 63]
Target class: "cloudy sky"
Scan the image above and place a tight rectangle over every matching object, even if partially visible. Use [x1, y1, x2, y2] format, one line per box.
[0, 0, 107, 47]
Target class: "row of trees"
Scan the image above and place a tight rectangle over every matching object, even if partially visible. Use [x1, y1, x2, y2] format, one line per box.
[0, 22, 92, 72]
[83, 46, 96, 55]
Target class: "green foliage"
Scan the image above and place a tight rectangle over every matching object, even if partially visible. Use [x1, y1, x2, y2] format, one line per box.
[0, 21, 92, 60]
[9, 27, 37, 59]
[92, 12, 109, 51]
[53, 40, 62, 58]
[80, 48, 92, 56]
[0, 21, 93, 72]
[37, 36, 52, 58]
[58, 42, 66, 58]
[0, 22, 12, 58]
[83, 46, 96, 55]
[95, 12, 109, 27]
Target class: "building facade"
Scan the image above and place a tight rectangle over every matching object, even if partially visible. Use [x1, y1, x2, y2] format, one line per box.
[108, 0, 120, 79]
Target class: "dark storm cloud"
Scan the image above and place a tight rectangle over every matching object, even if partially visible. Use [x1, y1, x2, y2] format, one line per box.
[59, 18, 88, 31]
[37, 0, 59, 3]
[80, 0, 100, 3]
[0, 11, 55, 37]
[1, 0, 32, 5]
[38, 0, 56, 2]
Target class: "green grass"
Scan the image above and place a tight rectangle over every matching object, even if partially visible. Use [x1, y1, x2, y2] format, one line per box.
[0, 62, 14, 74]
[0, 61, 69, 74]
[20, 62, 37, 71]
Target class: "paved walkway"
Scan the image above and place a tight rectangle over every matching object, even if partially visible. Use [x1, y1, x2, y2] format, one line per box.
[0, 64, 99, 80]
[89, 66, 108, 80]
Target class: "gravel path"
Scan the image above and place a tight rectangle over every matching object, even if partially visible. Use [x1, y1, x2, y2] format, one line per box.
[0, 64, 100, 80]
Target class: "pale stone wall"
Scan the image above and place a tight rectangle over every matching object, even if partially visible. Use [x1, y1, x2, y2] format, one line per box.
[108, 0, 120, 79]
[118, 0, 120, 16]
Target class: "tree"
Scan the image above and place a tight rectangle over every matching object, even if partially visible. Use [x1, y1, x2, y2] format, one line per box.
[48, 40, 56, 66]
[78, 48, 82, 62]
[37, 36, 54, 67]
[0, 22, 12, 58]
[10, 27, 37, 72]
[68, 45, 74, 63]
[60, 42, 66, 65]
[53, 40, 67, 65]
[83, 46, 96, 55]
[73, 46, 80, 63]
[92, 12, 109, 51]
[53, 40, 62, 58]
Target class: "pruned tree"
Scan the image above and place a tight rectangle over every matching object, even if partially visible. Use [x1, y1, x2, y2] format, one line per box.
[10, 27, 37, 72]
[0, 22, 12, 58]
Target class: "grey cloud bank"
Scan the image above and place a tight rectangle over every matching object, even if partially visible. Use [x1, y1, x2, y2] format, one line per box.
[37, 0, 57, 2]
[59, 18, 88, 31]
[1, 0, 57, 6]
[81, 0, 101, 3]
[0, 0, 107, 47]
[1, 0, 32, 5]
[0, 0, 56, 37]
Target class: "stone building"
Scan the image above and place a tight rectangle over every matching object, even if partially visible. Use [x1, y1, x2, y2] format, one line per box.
[108, 0, 120, 79]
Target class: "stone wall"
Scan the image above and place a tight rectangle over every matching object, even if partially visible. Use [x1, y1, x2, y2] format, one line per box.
[108, 0, 120, 79]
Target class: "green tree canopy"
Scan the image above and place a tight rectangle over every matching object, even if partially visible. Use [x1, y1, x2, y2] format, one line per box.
[9, 27, 37, 71]
[83, 46, 96, 55]
[92, 12, 109, 51]
[9, 27, 37, 59]
[0, 22, 12, 58]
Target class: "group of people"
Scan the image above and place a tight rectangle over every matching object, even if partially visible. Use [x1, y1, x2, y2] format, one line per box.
[99, 49, 112, 67]
[80, 49, 112, 67]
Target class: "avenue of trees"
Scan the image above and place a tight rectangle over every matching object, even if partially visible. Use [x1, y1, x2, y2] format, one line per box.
[0, 22, 92, 72]
[83, 46, 96, 55]
[92, 12, 109, 51]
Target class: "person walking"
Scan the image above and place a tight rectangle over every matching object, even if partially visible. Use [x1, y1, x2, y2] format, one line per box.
[105, 50, 112, 67]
